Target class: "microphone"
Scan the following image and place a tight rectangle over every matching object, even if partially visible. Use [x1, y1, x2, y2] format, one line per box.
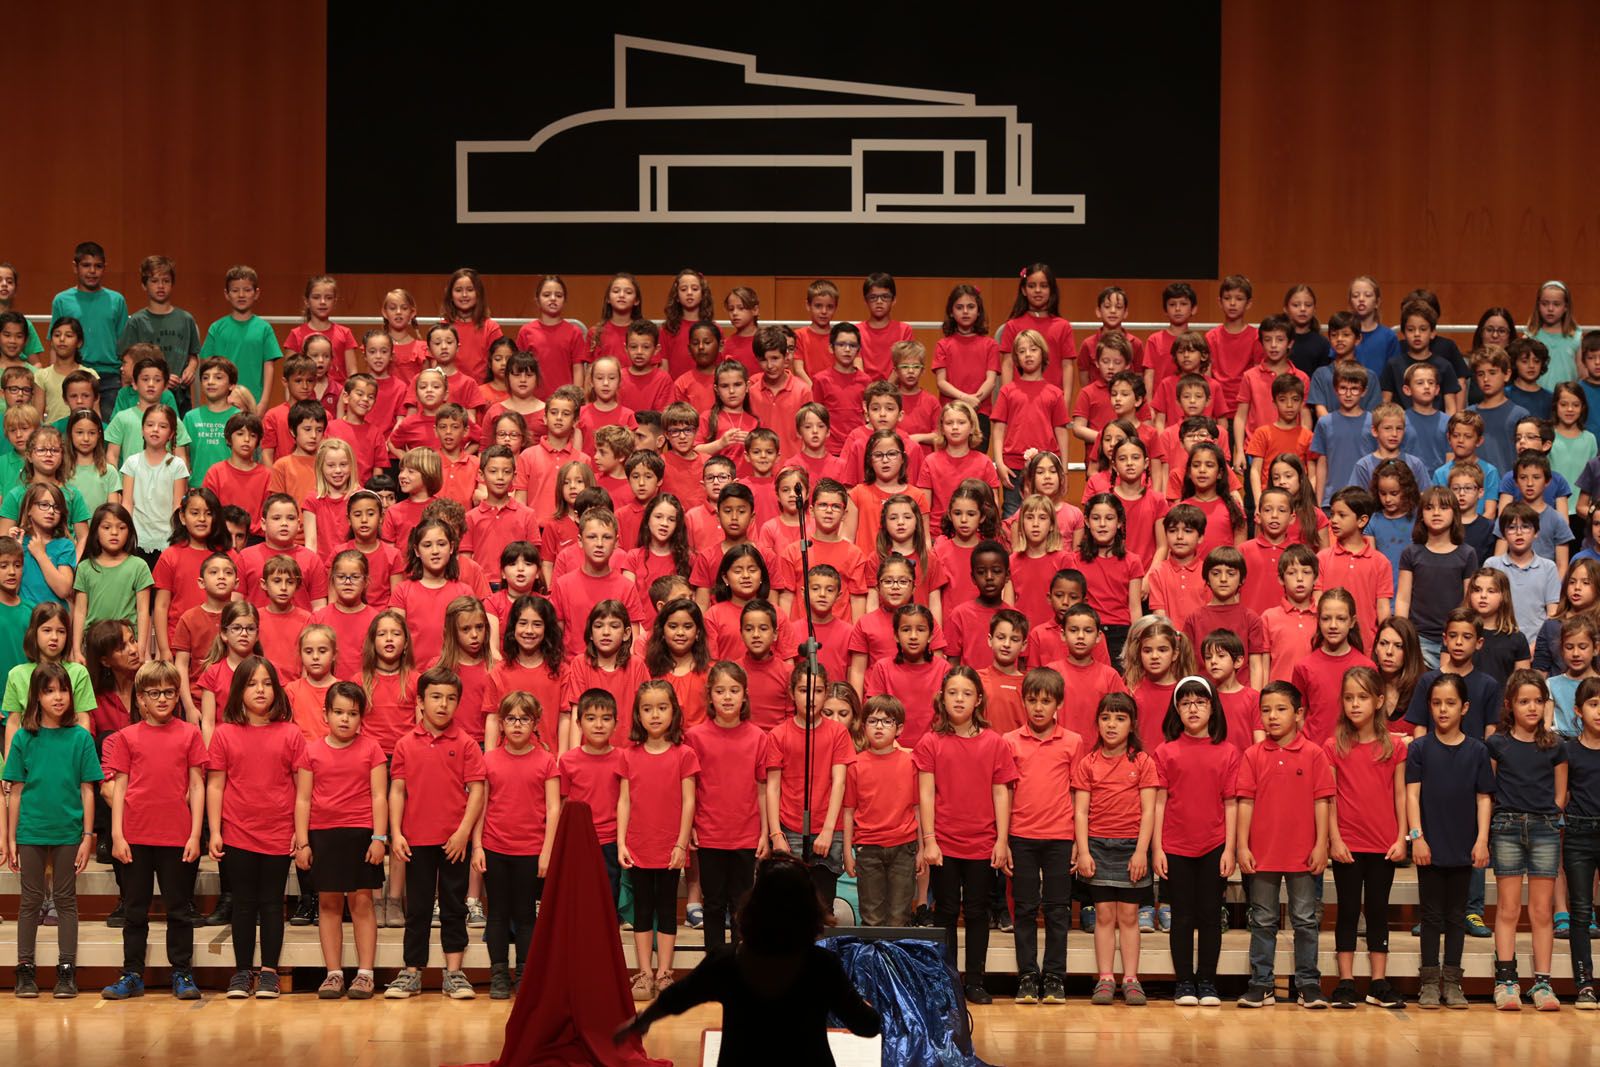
[794, 482, 807, 510]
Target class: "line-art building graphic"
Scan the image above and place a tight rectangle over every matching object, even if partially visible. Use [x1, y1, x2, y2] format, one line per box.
[455, 36, 1086, 227]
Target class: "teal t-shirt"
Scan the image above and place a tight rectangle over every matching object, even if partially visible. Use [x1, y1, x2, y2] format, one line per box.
[0, 451, 24, 493]
[105, 402, 191, 456]
[182, 404, 237, 486]
[1, 661, 96, 720]
[201, 314, 280, 402]
[0, 599, 27, 682]
[1, 724, 102, 845]
[117, 307, 201, 376]
[73, 555, 153, 629]
[0, 482, 90, 527]
[51, 287, 128, 372]
[1534, 328, 1581, 391]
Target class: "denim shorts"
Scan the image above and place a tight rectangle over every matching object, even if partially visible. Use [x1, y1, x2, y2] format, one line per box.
[1490, 811, 1562, 878]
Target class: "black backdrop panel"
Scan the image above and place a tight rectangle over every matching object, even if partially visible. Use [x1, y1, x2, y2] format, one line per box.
[326, 6, 1220, 278]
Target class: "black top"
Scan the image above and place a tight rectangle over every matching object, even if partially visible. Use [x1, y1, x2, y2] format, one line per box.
[1289, 331, 1333, 378]
[1476, 629, 1528, 685]
[1406, 734, 1494, 866]
[1398, 544, 1478, 640]
[1565, 739, 1600, 818]
[642, 947, 880, 1067]
[1404, 668, 1503, 739]
[1484, 733, 1566, 814]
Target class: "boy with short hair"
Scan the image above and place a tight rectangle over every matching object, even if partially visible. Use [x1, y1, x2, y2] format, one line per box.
[803, 564, 853, 683]
[0, 539, 29, 681]
[1495, 453, 1573, 569]
[1151, 331, 1216, 432]
[619, 320, 675, 413]
[1204, 275, 1263, 426]
[0, 404, 37, 487]
[943, 540, 1012, 669]
[742, 427, 781, 526]
[632, 410, 666, 456]
[430, 405, 478, 507]
[557, 689, 627, 906]
[1235, 680, 1334, 1009]
[891, 340, 941, 444]
[1145, 505, 1210, 632]
[794, 279, 844, 378]
[260, 355, 318, 463]
[1399, 362, 1450, 471]
[1007, 666, 1079, 1004]
[1309, 364, 1375, 507]
[386, 666, 487, 1001]
[1041, 603, 1125, 738]
[690, 483, 769, 603]
[256, 555, 311, 677]
[1350, 402, 1430, 494]
[783, 403, 840, 485]
[1484, 502, 1561, 649]
[52, 241, 128, 417]
[463, 446, 538, 577]
[1143, 281, 1199, 398]
[1202, 629, 1262, 753]
[1317, 487, 1394, 648]
[857, 273, 916, 383]
[1243, 374, 1313, 501]
[1070, 333, 1135, 449]
[1239, 487, 1295, 616]
[1074, 286, 1144, 389]
[810, 323, 870, 454]
[105, 351, 193, 465]
[843, 694, 922, 928]
[1468, 346, 1531, 475]
[201, 414, 271, 533]
[1403, 609, 1504, 741]
[1495, 417, 1572, 515]
[549, 509, 651, 657]
[200, 265, 279, 408]
[1182, 547, 1269, 689]
[117, 255, 200, 410]
[238, 494, 328, 611]
[1381, 301, 1462, 414]
[182, 357, 242, 486]
[516, 384, 589, 515]
[836, 382, 926, 488]
[774, 479, 869, 621]
[615, 449, 663, 539]
[1446, 462, 1498, 562]
[326, 371, 384, 484]
[749, 326, 812, 460]
[1506, 336, 1554, 422]
[977, 609, 1028, 734]
[266, 402, 326, 516]
[1431, 411, 1499, 518]
[1309, 312, 1381, 420]
[1260, 545, 1319, 683]
[1234, 315, 1311, 458]
[656, 401, 704, 506]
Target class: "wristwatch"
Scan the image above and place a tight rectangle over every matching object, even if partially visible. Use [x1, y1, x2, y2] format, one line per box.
[372, 834, 389, 843]
[1407, 828, 1423, 841]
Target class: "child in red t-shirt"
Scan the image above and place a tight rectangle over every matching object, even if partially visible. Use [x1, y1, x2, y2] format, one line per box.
[738, 600, 796, 730]
[1290, 588, 1377, 746]
[843, 694, 922, 927]
[774, 479, 869, 623]
[1071, 690, 1159, 1006]
[558, 690, 626, 903]
[391, 519, 476, 668]
[943, 540, 1011, 670]
[1044, 603, 1126, 739]
[765, 662, 856, 910]
[193, 601, 261, 740]
[171, 551, 236, 715]
[201, 414, 270, 533]
[863, 603, 948, 747]
[915, 665, 1021, 1004]
[933, 284, 1001, 416]
[1201, 630, 1263, 757]
[470, 689, 560, 999]
[1235, 679, 1335, 1007]
[1261, 544, 1321, 685]
[1182, 547, 1270, 690]
[976, 609, 1028, 735]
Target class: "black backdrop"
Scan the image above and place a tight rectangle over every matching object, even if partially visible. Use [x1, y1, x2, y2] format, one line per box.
[326, 5, 1220, 278]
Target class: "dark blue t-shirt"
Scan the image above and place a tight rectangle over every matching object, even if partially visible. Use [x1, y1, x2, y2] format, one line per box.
[1483, 734, 1565, 814]
[1406, 734, 1494, 867]
[1565, 739, 1600, 818]
[1404, 668, 1503, 740]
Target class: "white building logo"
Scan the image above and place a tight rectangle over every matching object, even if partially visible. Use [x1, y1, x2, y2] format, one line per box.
[455, 36, 1085, 227]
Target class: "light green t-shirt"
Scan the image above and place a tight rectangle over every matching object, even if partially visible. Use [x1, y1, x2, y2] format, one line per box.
[105, 402, 191, 457]
[182, 405, 237, 487]
[2, 661, 97, 720]
[0, 724, 102, 846]
[72, 555, 153, 629]
[68, 462, 121, 515]
[0, 482, 90, 527]
[201, 314, 280, 401]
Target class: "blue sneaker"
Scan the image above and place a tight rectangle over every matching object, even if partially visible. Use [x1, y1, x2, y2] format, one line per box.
[172, 970, 201, 1000]
[1138, 905, 1156, 933]
[1080, 905, 1097, 933]
[1157, 904, 1172, 932]
[101, 971, 145, 1000]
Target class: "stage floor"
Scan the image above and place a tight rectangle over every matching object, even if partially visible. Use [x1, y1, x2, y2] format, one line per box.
[6, 995, 1594, 1066]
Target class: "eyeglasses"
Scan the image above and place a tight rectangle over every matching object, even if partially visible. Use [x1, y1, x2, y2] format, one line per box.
[226, 624, 258, 635]
[666, 427, 695, 437]
[704, 473, 732, 484]
[864, 716, 897, 727]
[832, 341, 860, 351]
[31, 447, 61, 455]
[501, 715, 533, 725]
[139, 688, 178, 701]
[865, 294, 894, 304]
[869, 450, 902, 462]
[32, 500, 60, 511]
[3, 386, 34, 396]
[880, 577, 913, 588]
[1178, 696, 1210, 710]
[333, 573, 364, 583]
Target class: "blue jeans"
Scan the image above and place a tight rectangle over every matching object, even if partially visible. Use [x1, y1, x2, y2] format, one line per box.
[1001, 467, 1026, 518]
[1247, 871, 1320, 989]
[94, 372, 121, 422]
[1564, 815, 1600, 982]
[1418, 635, 1441, 670]
[1489, 811, 1562, 878]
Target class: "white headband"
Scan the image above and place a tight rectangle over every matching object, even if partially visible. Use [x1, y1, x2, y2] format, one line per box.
[1175, 675, 1213, 694]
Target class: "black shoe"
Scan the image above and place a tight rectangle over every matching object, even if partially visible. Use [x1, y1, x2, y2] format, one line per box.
[289, 895, 317, 927]
[14, 963, 39, 998]
[911, 904, 933, 928]
[490, 963, 514, 1001]
[1366, 978, 1405, 1009]
[52, 964, 78, 999]
[1015, 972, 1040, 1004]
[205, 894, 233, 926]
[168, 902, 204, 928]
[96, 835, 113, 865]
[997, 913, 1014, 933]
[105, 900, 126, 928]
[1041, 974, 1068, 1004]
[1331, 979, 1358, 1008]
[964, 983, 993, 1005]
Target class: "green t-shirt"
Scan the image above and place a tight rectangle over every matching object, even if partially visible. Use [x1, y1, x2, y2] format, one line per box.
[2, 661, 96, 720]
[1, 725, 102, 845]
[0, 599, 27, 682]
[51, 287, 128, 372]
[105, 402, 191, 456]
[182, 404, 238, 487]
[0, 482, 90, 526]
[73, 555, 153, 629]
[112, 386, 180, 418]
[0, 451, 23, 493]
[201, 314, 280, 402]
[68, 462, 121, 515]
[117, 307, 201, 376]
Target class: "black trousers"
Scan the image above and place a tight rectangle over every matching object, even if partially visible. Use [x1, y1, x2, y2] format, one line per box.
[631, 867, 680, 935]
[1418, 865, 1471, 967]
[1010, 837, 1071, 977]
[698, 847, 755, 958]
[483, 849, 542, 969]
[1165, 845, 1226, 983]
[122, 844, 197, 972]
[933, 857, 992, 982]
[404, 844, 469, 968]
[220, 848, 290, 971]
[1332, 852, 1396, 954]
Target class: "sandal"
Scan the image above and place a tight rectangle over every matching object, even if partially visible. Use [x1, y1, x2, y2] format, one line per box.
[655, 969, 675, 993]
[630, 970, 657, 1000]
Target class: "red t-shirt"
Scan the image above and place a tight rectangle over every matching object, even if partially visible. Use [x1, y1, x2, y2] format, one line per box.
[1237, 734, 1336, 871]
[845, 748, 919, 847]
[757, 516, 801, 563]
[559, 746, 624, 843]
[1262, 601, 1319, 683]
[102, 719, 208, 848]
[749, 375, 812, 459]
[864, 655, 948, 748]
[1071, 747, 1159, 839]
[1154, 734, 1241, 857]
[285, 322, 359, 386]
[1132, 679, 1177, 745]
[1182, 495, 1241, 561]
[619, 743, 701, 868]
[332, 540, 402, 611]
[1007, 725, 1081, 840]
[1234, 363, 1310, 438]
[326, 419, 387, 485]
[944, 600, 1005, 669]
[912, 729, 1020, 859]
[704, 600, 802, 663]
[1317, 541, 1394, 648]
[390, 722, 488, 846]
[153, 545, 244, 645]
[775, 539, 870, 620]
[208, 721, 309, 855]
[193, 659, 237, 705]
[660, 668, 709, 729]
[1203, 324, 1263, 418]
[201, 462, 271, 532]
[578, 402, 636, 442]
[362, 670, 416, 756]
[673, 367, 715, 410]
[390, 579, 474, 666]
[792, 327, 833, 380]
[992, 379, 1069, 467]
[810, 614, 854, 686]
[1291, 647, 1377, 746]
[1115, 487, 1169, 578]
[442, 318, 503, 383]
[933, 334, 1002, 414]
[515, 320, 586, 397]
[482, 746, 561, 856]
[847, 607, 947, 667]
[686, 720, 773, 851]
[560, 657, 650, 726]
[1075, 328, 1146, 376]
[740, 651, 795, 731]
[932, 537, 978, 612]
[1238, 537, 1291, 617]
[549, 567, 651, 658]
[856, 319, 915, 382]
[619, 368, 675, 414]
[286, 676, 335, 740]
[1073, 550, 1146, 626]
[258, 606, 310, 682]
[1010, 548, 1073, 631]
[1325, 734, 1409, 854]
[1000, 313, 1077, 366]
[421, 657, 495, 744]
[488, 661, 563, 745]
[306, 733, 385, 830]
[837, 432, 927, 492]
[767, 716, 856, 833]
[917, 450, 999, 529]
[308, 603, 378, 681]
[1046, 659, 1128, 739]
[172, 605, 222, 682]
[1183, 602, 1269, 658]
[689, 541, 774, 592]
[1219, 686, 1263, 756]
[238, 543, 328, 611]
[899, 389, 942, 438]
[810, 367, 869, 453]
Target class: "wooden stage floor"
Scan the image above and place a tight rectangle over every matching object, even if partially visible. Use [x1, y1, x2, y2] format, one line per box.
[5, 994, 1595, 1067]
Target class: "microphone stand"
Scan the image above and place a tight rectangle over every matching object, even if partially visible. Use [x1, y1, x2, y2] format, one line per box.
[795, 482, 821, 861]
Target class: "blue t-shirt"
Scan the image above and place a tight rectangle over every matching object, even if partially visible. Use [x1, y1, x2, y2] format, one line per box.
[1484, 733, 1566, 814]
[1495, 468, 1570, 505]
[1432, 458, 1500, 516]
[1355, 324, 1401, 380]
[1470, 400, 1531, 476]
[1509, 383, 1553, 422]
[1351, 452, 1431, 499]
[1404, 668, 1503, 740]
[1403, 409, 1450, 471]
[1406, 734, 1494, 867]
[1563, 738, 1600, 818]
[1483, 554, 1562, 649]
[1309, 364, 1381, 415]
[1492, 504, 1573, 563]
[1311, 411, 1373, 505]
[1548, 674, 1582, 737]
[51, 287, 128, 372]
[1365, 513, 1411, 582]
[20, 536, 77, 609]
[1399, 543, 1480, 640]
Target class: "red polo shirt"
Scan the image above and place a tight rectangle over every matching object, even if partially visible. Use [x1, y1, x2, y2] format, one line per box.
[1007, 724, 1081, 840]
[390, 721, 488, 846]
[1236, 733, 1335, 872]
[1317, 539, 1394, 648]
[1070, 747, 1158, 839]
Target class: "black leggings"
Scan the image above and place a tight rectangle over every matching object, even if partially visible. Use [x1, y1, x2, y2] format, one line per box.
[483, 850, 542, 969]
[933, 857, 992, 982]
[221, 848, 291, 971]
[1418, 865, 1471, 967]
[1332, 852, 1395, 954]
[1165, 845, 1225, 983]
[698, 848, 755, 958]
[631, 867, 680, 935]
